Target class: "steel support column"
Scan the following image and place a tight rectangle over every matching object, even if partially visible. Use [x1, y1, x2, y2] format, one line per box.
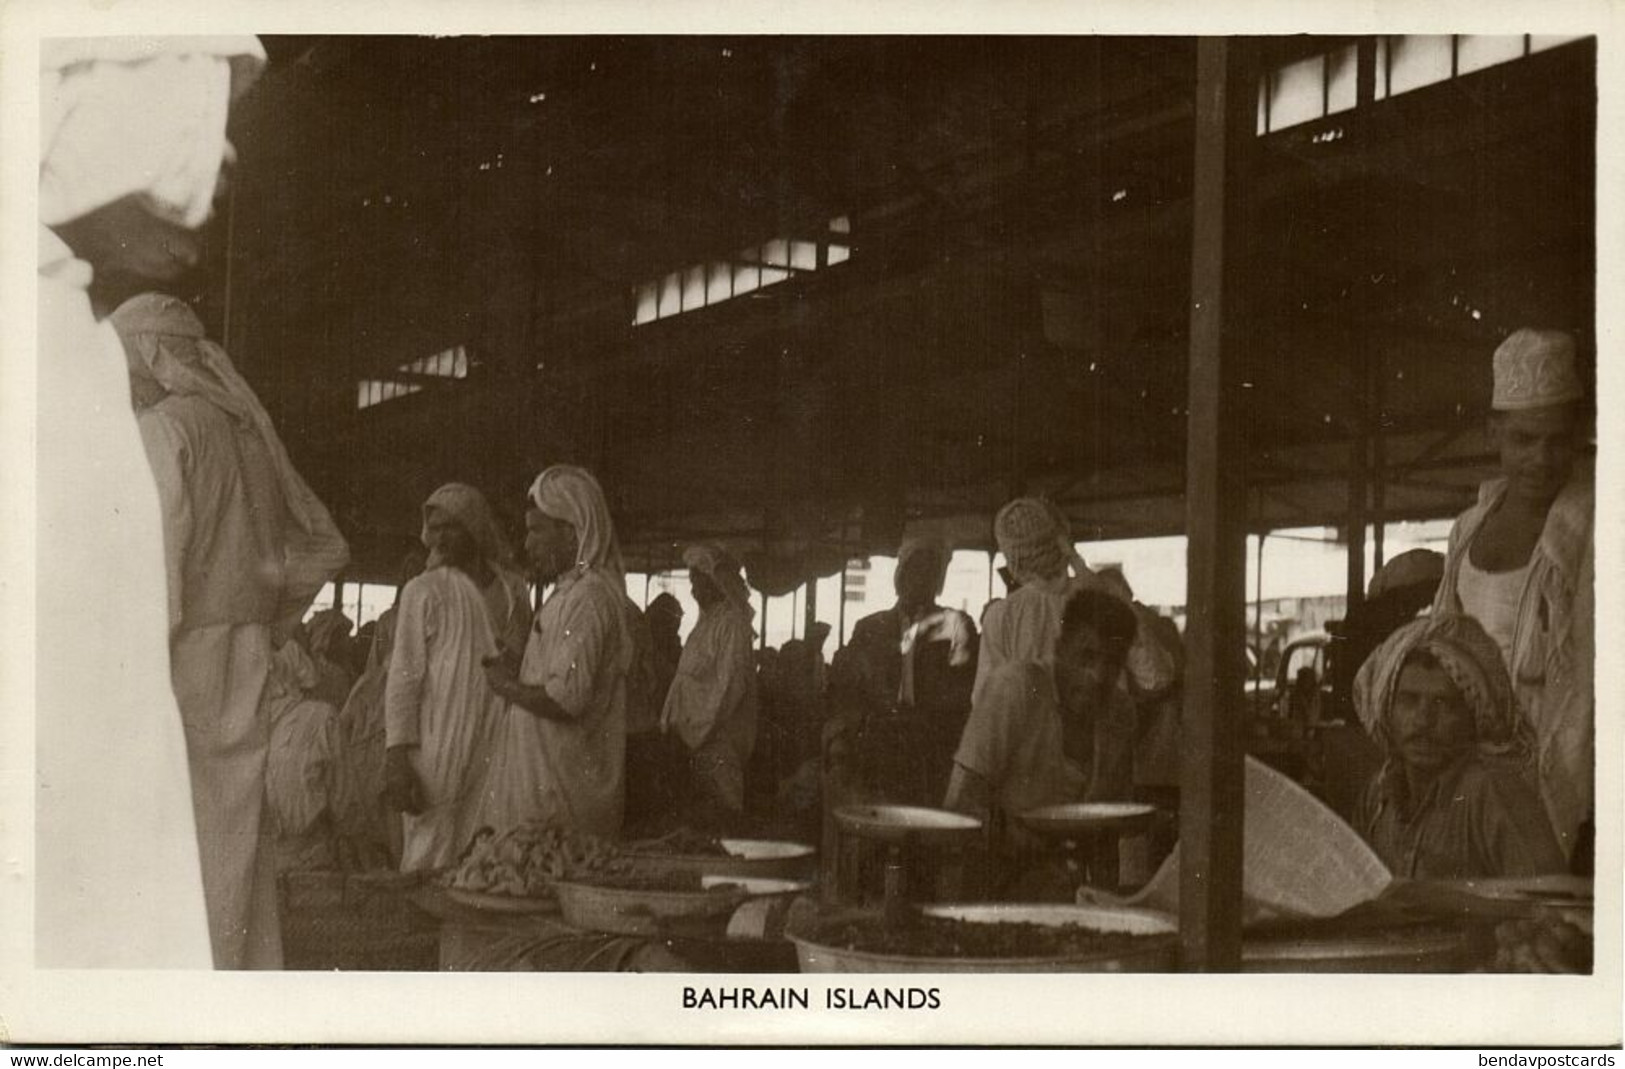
[1180, 37, 1254, 972]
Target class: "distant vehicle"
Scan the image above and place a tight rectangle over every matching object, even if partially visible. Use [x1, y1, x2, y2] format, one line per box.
[1272, 633, 1334, 726]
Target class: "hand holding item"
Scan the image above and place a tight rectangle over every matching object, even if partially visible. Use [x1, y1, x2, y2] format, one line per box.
[382, 745, 427, 815]
[482, 655, 518, 699]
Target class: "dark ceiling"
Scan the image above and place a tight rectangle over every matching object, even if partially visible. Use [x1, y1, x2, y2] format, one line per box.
[197, 35, 1596, 579]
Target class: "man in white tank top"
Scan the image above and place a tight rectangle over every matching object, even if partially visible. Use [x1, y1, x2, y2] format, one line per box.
[1432, 329, 1593, 864]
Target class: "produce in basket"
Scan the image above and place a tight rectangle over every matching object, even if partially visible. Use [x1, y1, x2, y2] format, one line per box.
[442, 823, 630, 898]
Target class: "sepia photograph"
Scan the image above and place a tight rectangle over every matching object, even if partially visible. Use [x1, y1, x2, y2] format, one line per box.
[1, 0, 1619, 1049]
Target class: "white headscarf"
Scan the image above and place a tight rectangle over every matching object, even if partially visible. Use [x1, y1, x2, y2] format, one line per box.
[682, 542, 752, 612]
[528, 465, 626, 584]
[111, 292, 349, 588]
[40, 37, 266, 231]
[422, 483, 516, 571]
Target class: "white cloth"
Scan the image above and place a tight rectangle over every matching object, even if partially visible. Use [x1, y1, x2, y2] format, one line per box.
[34, 36, 260, 970]
[131, 332, 344, 966]
[385, 567, 511, 870]
[264, 642, 339, 840]
[120, 302, 349, 635]
[171, 623, 282, 969]
[479, 569, 632, 837]
[34, 260, 213, 968]
[661, 603, 759, 809]
[41, 38, 265, 229]
[951, 661, 1084, 818]
[1456, 556, 1531, 670]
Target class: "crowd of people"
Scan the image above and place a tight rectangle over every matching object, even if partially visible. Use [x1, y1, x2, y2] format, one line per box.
[35, 37, 1594, 972]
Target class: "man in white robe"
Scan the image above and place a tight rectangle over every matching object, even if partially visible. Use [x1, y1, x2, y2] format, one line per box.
[661, 544, 760, 814]
[115, 292, 349, 969]
[35, 36, 265, 970]
[384, 484, 530, 870]
[482, 466, 635, 838]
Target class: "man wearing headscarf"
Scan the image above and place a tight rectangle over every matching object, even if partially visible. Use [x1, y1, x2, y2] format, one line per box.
[1353, 615, 1565, 880]
[113, 291, 348, 969]
[826, 535, 979, 806]
[946, 590, 1139, 891]
[1431, 329, 1594, 863]
[975, 498, 1173, 709]
[481, 466, 635, 838]
[36, 35, 265, 969]
[661, 543, 760, 815]
[384, 484, 531, 870]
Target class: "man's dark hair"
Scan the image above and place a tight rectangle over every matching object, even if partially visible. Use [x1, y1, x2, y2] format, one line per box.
[1059, 588, 1137, 649]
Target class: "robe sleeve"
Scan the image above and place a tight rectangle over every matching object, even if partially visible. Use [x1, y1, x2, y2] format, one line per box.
[277, 479, 350, 633]
[384, 578, 439, 748]
[535, 582, 618, 719]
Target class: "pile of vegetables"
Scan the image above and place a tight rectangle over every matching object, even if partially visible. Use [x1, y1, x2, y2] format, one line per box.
[443, 823, 630, 898]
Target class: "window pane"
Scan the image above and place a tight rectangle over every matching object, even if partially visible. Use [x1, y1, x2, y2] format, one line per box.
[760, 265, 790, 287]
[707, 261, 732, 303]
[1326, 44, 1358, 114]
[733, 261, 760, 294]
[634, 282, 658, 324]
[1267, 52, 1327, 132]
[1375, 35, 1389, 99]
[762, 238, 790, 267]
[1387, 35, 1453, 97]
[659, 271, 682, 318]
[790, 240, 818, 271]
[827, 243, 851, 265]
[829, 215, 851, 234]
[1256, 75, 1268, 134]
[453, 347, 468, 378]
[682, 264, 707, 311]
[1457, 35, 1526, 74]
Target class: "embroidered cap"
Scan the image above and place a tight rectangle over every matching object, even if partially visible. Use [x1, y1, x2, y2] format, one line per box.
[1492, 329, 1584, 411]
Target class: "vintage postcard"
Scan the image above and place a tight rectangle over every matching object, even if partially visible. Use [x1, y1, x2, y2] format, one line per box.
[0, 0, 1619, 1048]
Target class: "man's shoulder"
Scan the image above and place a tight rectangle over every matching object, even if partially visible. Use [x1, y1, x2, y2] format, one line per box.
[983, 659, 1051, 703]
[1455, 757, 1542, 808]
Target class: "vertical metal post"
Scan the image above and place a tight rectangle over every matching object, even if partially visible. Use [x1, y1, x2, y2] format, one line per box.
[1253, 530, 1266, 711]
[838, 559, 849, 649]
[1181, 36, 1253, 972]
[1372, 348, 1388, 573]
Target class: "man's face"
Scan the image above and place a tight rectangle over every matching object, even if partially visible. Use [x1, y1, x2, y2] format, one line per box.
[1053, 622, 1123, 720]
[894, 550, 942, 608]
[1492, 405, 1579, 509]
[690, 569, 722, 610]
[424, 507, 478, 570]
[524, 508, 577, 583]
[1389, 660, 1476, 774]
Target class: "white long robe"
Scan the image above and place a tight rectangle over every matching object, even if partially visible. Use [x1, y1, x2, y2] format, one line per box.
[384, 566, 511, 870]
[478, 569, 631, 838]
[34, 241, 213, 968]
[662, 603, 759, 811]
